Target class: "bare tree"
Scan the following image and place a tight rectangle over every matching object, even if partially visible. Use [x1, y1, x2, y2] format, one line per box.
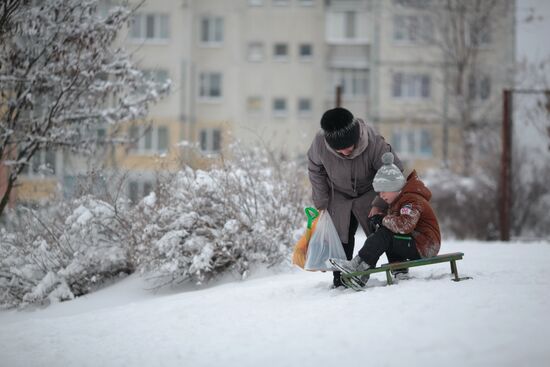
[393, 0, 513, 174]
[0, 0, 23, 35]
[0, 0, 169, 217]
[516, 57, 550, 149]
[509, 58, 550, 238]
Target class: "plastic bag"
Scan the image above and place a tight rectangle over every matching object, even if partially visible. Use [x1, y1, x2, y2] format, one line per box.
[304, 211, 347, 271]
[292, 216, 319, 269]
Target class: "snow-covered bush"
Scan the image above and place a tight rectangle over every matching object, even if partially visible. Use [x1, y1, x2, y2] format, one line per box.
[425, 157, 550, 240]
[0, 197, 132, 308]
[0, 147, 309, 308]
[424, 169, 499, 240]
[132, 147, 308, 287]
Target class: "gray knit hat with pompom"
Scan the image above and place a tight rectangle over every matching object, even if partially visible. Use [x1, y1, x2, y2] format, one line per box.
[373, 152, 405, 192]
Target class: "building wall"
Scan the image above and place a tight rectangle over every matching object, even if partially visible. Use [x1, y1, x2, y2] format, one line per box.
[187, 0, 326, 161]
[10, 0, 516, 207]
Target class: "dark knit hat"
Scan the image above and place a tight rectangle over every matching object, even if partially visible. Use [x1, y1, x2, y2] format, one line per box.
[320, 107, 360, 150]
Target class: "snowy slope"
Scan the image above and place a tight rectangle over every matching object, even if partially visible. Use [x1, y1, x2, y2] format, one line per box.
[1, 240, 549, 367]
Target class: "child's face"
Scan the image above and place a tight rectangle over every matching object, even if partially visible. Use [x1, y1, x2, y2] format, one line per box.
[380, 191, 400, 204]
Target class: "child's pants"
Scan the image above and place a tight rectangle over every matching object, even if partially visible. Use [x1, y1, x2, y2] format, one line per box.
[358, 226, 421, 268]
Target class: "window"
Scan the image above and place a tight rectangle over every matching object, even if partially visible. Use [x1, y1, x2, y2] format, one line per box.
[249, 0, 264, 6]
[66, 124, 107, 147]
[129, 126, 139, 149]
[63, 175, 77, 199]
[247, 42, 265, 62]
[96, 126, 107, 142]
[21, 149, 57, 177]
[129, 125, 170, 154]
[142, 69, 169, 89]
[201, 17, 223, 45]
[331, 69, 368, 97]
[199, 128, 222, 153]
[326, 11, 368, 43]
[63, 174, 107, 199]
[247, 96, 263, 113]
[298, 98, 312, 116]
[146, 15, 155, 38]
[469, 75, 491, 101]
[273, 0, 290, 6]
[298, 0, 315, 6]
[419, 130, 432, 156]
[31, 96, 48, 119]
[199, 72, 222, 100]
[144, 128, 153, 150]
[393, 0, 431, 7]
[392, 129, 433, 157]
[345, 12, 356, 38]
[469, 22, 491, 46]
[273, 43, 289, 60]
[299, 43, 313, 60]
[392, 72, 430, 99]
[128, 179, 154, 205]
[273, 98, 288, 117]
[393, 15, 433, 43]
[137, 69, 169, 96]
[130, 13, 169, 41]
[157, 126, 169, 152]
[128, 181, 139, 204]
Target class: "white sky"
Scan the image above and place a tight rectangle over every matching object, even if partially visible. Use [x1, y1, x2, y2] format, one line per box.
[513, 0, 550, 156]
[516, 0, 550, 62]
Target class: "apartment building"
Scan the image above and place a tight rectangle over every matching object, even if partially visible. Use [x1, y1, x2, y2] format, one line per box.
[9, 0, 516, 207]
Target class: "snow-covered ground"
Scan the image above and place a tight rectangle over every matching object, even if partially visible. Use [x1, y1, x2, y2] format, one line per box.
[1, 239, 549, 367]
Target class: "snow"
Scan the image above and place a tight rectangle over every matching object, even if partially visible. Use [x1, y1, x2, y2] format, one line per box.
[223, 219, 240, 234]
[142, 192, 156, 207]
[1, 239, 549, 367]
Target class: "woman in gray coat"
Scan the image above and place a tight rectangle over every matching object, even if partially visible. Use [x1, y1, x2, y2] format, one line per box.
[307, 107, 403, 287]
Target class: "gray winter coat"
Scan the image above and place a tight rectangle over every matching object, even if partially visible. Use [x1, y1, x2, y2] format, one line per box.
[307, 119, 403, 243]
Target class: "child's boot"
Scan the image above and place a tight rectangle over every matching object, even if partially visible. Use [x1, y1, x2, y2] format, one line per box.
[329, 255, 366, 273]
[391, 268, 410, 280]
[329, 256, 371, 287]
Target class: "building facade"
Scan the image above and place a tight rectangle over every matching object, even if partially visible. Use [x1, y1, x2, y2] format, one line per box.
[9, 0, 516, 207]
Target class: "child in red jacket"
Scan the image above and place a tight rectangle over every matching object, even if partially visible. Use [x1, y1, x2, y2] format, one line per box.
[330, 152, 441, 287]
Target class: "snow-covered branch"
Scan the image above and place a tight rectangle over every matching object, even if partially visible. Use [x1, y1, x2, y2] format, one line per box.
[0, 0, 170, 217]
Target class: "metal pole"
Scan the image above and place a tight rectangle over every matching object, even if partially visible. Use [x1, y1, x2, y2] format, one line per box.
[442, 65, 449, 169]
[500, 90, 512, 241]
[336, 85, 342, 108]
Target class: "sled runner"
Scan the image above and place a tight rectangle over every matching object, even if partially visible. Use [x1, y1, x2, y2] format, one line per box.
[339, 252, 471, 291]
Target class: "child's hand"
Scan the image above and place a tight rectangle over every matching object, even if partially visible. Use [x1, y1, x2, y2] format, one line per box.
[368, 214, 384, 234]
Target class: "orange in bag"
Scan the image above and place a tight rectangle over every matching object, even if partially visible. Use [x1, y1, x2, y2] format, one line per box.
[292, 207, 319, 269]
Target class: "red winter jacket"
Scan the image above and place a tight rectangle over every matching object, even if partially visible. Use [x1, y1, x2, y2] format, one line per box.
[382, 170, 441, 258]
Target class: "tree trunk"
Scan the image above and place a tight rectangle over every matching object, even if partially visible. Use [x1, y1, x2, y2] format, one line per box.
[462, 127, 473, 176]
[0, 174, 15, 218]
